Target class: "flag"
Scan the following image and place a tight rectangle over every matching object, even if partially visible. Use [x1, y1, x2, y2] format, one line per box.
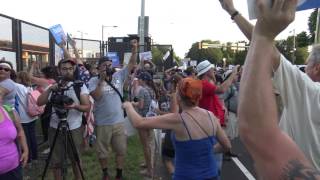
[248, 0, 320, 20]
[49, 24, 66, 45]
[163, 50, 171, 61]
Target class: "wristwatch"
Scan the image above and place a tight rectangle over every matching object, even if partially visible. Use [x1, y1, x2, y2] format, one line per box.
[231, 11, 240, 20]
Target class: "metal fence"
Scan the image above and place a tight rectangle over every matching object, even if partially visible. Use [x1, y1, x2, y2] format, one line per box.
[0, 13, 102, 71]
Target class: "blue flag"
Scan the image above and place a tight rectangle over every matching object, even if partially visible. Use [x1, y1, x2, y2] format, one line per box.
[49, 24, 66, 45]
[248, 0, 320, 20]
[297, 0, 320, 11]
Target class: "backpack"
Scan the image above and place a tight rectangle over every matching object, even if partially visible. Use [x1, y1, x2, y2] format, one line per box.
[27, 88, 44, 117]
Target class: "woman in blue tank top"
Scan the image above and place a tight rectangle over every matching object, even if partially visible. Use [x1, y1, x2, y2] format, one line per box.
[123, 78, 231, 180]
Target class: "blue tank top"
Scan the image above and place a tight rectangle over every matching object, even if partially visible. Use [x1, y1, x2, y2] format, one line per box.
[172, 111, 218, 180]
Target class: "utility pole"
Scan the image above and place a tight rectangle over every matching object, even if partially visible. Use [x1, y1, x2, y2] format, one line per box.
[315, 8, 320, 44]
[139, 0, 145, 53]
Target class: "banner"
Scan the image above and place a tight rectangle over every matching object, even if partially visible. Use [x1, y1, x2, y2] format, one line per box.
[123, 52, 132, 66]
[248, 0, 320, 20]
[49, 24, 66, 45]
[139, 51, 152, 61]
[107, 52, 120, 67]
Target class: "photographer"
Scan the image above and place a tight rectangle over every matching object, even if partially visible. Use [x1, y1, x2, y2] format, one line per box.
[37, 59, 90, 180]
[88, 39, 138, 180]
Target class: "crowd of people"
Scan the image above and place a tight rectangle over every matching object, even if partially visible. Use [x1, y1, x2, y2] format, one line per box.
[0, 0, 320, 179]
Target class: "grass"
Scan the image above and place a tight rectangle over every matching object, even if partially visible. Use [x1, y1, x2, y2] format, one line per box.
[26, 134, 146, 180]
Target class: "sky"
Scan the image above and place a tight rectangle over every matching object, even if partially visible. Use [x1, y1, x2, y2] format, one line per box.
[0, 0, 314, 57]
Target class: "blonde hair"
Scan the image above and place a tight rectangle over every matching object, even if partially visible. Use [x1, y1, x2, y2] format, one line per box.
[16, 71, 32, 86]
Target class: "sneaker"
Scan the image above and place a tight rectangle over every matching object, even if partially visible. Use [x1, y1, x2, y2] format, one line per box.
[102, 175, 109, 180]
[139, 169, 152, 177]
[140, 163, 147, 168]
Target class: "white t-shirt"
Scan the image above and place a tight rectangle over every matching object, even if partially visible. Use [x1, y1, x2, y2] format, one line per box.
[15, 83, 37, 124]
[49, 82, 89, 130]
[273, 55, 320, 170]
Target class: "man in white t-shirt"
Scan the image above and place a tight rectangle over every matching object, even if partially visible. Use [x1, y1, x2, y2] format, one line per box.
[37, 59, 90, 180]
[219, 0, 320, 170]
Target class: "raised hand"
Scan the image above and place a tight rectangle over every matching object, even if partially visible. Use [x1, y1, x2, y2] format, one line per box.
[254, 0, 298, 40]
[219, 0, 237, 15]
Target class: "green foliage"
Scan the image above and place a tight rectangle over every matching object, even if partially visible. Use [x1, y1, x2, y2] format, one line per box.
[296, 31, 310, 47]
[186, 40, 225, 65]
[308, 9, 318, 43]
[234, 50, 248, 65]
[295, 47, 309, 65]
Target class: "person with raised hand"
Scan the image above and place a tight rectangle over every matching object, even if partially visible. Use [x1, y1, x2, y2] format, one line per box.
[219, 0, 320, 170]
[238, 0, 320, 179]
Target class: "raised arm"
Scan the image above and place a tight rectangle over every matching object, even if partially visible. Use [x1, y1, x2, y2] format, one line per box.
[58, 42, 72, 60]
[216, 65, 239, 93]
[12, 110, 28, 167]
[28, 61, 50, 88]
[238, 0, 320, 179]
[123, 102, 180, 130]
[219, 0, 280, 70]
[127, 40, 138, 74]
[69, 38, 83, 65]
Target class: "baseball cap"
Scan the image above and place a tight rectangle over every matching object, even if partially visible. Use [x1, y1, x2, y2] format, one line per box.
[58, 58, 76, 67]
[137, 71, 152, 81]
[98, 56, 112, 66]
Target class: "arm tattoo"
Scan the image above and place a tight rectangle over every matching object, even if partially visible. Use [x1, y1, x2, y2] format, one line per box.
[281, 159, 320, 180]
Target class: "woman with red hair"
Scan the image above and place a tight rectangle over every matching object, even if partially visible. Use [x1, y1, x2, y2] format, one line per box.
[123, 78, 231, 180]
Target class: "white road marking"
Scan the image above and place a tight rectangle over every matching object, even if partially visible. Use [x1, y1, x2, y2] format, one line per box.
[232, 157, 256, 180]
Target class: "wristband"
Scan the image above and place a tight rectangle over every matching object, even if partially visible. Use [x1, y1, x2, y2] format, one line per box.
[231, 11, 239, 20]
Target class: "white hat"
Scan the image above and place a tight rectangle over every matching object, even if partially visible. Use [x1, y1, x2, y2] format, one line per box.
[223, 70, 233, 81]
[196, 60, 215, 76]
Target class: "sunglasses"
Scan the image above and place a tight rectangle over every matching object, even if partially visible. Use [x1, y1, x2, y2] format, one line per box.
[0, 67, 11, 72]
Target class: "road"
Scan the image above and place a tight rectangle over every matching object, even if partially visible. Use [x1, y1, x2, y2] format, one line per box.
[221, 137, 257, 180]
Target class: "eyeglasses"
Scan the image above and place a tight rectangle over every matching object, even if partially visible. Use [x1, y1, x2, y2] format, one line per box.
[61, 67, 74, 71]
[0, 67, 11, 72]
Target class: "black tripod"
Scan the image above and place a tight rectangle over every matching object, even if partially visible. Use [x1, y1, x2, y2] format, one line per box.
[42, 112, 85, 180]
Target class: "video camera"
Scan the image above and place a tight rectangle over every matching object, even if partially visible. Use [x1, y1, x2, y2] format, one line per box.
[50, 79, 83, 119]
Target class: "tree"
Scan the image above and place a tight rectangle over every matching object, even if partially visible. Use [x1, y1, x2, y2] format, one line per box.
[308, 9, 318, 43]
[151, 46, 164, 68]
[294, 47, 309, 65]
[234, 50, 248, 65]
[186, 40, 223, 65]
[296, 31, 310, 47]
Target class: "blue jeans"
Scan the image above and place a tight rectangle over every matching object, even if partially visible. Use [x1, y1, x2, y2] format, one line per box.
[22, 121, 38, 162]
[0, 165, 22, 180]
[214, 153, 223, 180]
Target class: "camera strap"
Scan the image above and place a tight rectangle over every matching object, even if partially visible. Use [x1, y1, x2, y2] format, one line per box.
[105, 80, 127, 117]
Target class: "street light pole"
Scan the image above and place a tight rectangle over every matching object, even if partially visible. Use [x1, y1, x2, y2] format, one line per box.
[290, 29, 296, 64]
[101, 25, 118, 56]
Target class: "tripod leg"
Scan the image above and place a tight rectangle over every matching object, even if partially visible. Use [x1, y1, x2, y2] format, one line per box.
[66, 125, 85, 180]
[42, 123, 62, 180]
[61, 126, 68, 180]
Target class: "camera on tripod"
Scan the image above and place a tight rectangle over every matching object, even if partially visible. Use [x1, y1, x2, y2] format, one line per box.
[49, 79, 83, 119]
